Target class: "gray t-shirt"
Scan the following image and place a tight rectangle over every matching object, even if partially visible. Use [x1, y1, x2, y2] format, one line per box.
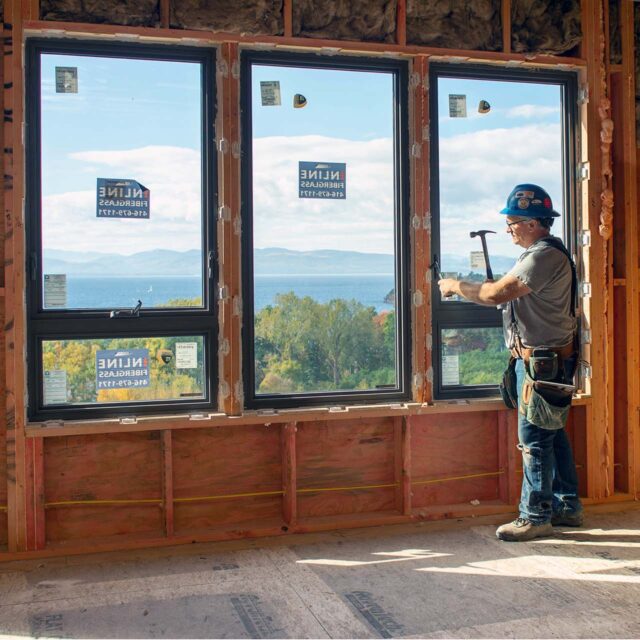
[502, 237, 576, 348]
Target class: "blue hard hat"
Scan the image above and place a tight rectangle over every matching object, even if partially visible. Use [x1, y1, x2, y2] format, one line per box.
[499, 183, 560, 218]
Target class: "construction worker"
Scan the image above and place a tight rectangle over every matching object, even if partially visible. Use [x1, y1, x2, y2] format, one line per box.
[438, 184, 583, 542]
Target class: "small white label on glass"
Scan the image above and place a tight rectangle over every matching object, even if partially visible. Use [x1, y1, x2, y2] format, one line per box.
[260, 81, 281, 106]
[44, 274, 67, 308]
[176, 342, 198, 369]
[44, 370, 67, 404]
[442, 355, 460, 386]
[470, 251, 486, 270]
[448, 94, 467, 118]
[55, 66, 78, 93]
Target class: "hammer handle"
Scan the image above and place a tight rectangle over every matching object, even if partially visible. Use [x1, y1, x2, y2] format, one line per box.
[480, 237, 494, 280]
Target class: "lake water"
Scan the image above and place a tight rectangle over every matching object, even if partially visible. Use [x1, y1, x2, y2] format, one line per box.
[56, 274, 396, 313]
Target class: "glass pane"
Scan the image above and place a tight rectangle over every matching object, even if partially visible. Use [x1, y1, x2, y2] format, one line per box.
[437, 77, 564, 301]
[40, 54, 204, 310]
[251, 64, 399, 396]
[441, 328, 510, 387]
[41, 336, 205, 406]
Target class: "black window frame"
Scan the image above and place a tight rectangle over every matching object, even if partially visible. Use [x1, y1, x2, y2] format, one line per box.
[240, 50, 411, 410]
[429, 63, 578, 400]
[25, 39, 218, 421]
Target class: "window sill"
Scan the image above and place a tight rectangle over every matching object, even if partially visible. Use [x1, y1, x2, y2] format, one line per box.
[25, 395, 592, 438]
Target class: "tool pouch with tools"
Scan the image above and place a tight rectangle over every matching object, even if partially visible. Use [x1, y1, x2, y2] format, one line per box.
[499, 356, 518, 409]
[519, 356, 575, 430]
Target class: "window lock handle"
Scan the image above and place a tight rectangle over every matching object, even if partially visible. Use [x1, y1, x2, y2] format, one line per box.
[110, 299, 142, 319]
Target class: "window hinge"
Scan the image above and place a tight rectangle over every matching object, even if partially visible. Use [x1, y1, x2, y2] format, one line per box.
[411, 143, 422, 158]
[218, 286, 229, 300]
[119, 416, 138, 425]
[208, 250, 215, 279]
[577, 162, 590, 181]
[579, 230, 591, 247]
[218, 205, 231, 221]
[413, 290, 424, 307]
[581, 363, 592, 379]
[580, 282, 591, 297]
[188, 412, 210, 421]
[217, 138, 228, 154]
[581, 329, 591, 344]
[578, 85, 589, 105]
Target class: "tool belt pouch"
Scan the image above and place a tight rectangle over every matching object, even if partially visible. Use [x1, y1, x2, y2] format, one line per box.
[499, 356, 518, 409]
[528, 348, 558, 381]
[520, 373, 574, 430]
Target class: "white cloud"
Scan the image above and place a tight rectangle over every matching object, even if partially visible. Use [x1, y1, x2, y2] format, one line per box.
[438, 122, 564, 258]
[42, 146, 202, 254]
[43, 122, 565, 261]
[505, 104, 560, 119]
[252, 135, 396, 254]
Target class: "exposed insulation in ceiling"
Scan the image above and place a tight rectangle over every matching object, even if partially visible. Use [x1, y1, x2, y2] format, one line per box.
[40, 0, 160, 26]
[293, 0, 396, 42]
[406, 0, 502, 51]
[511, 0, 581, 55]
[171, 0, 283, 35]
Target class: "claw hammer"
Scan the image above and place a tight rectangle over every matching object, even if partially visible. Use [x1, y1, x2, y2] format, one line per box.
[469, 230, 496, 280]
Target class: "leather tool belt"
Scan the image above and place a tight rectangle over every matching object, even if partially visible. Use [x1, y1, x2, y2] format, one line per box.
[510, 339, 575, 366]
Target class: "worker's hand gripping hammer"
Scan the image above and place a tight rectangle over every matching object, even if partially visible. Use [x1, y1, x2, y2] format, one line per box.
[469, 230, 496, 281]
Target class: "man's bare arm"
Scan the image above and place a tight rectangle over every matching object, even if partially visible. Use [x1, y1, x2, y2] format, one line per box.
[438, 274, 531, 306]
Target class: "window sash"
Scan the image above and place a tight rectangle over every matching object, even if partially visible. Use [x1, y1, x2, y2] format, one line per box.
[429, 64, 578, 400]
[240, 51, 411, 409]
[25, 39, 218, 420]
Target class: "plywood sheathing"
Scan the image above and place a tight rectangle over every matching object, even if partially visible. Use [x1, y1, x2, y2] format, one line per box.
[511, 0, 581, 55]
[40, 0, 161, 26]
[171, 0, 283, 35]
[406, 0, 502, 51]
[292, 0, 396, 42]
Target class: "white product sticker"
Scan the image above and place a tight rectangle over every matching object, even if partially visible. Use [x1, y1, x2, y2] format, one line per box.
[260, 80, 281, 106]
[44, 274, 67, 308]
[442, 355, 460, 386]
[55, 66, 78, 93]
[448, 94, 467, 118]
[470, 251, 486, 270]
[44, 370, 67, 404]
[176, 342, 198, 369]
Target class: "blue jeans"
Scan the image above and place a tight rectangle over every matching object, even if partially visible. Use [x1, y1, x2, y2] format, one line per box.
[515, 357, 583, 524]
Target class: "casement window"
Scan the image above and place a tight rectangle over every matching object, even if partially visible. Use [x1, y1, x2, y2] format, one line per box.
[429, 64, 578, 399]
[241, 52, 410, 409]
[26, 40, 217, 420]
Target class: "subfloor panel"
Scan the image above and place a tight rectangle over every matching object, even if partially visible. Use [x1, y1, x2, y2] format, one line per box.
[0, 506, 639, 638]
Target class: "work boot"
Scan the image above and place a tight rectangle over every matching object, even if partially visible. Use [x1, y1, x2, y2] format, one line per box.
[551, 512, 584, 527]
[496, 517, 553, 542]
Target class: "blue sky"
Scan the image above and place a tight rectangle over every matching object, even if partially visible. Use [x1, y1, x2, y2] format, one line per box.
[39, 53, 566, 262]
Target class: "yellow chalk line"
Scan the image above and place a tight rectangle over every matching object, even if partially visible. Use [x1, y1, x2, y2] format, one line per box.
[297, 483, 398, 493]
[43, 473, 507, 508]
[412, 470, 504, 485]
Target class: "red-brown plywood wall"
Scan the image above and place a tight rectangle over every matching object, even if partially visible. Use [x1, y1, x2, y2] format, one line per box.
[410, 412, 501, 507]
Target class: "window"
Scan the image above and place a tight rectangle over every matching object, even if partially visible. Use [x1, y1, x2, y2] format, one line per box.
[430, 65, 577, 398]
[241, 52, 410, 409]
[26, 40, 216, 420]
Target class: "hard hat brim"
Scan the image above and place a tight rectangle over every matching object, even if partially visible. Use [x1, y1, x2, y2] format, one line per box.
[499, 206, 561, 218]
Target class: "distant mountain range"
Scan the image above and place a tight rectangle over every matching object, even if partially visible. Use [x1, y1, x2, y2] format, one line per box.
[43, 247, 517, 277]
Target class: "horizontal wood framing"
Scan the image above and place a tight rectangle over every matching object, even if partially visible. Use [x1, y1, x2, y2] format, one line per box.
[0, 1, 638, 557]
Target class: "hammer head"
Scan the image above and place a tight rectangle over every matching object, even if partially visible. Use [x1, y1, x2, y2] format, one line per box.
[469, 229, 496, 238]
